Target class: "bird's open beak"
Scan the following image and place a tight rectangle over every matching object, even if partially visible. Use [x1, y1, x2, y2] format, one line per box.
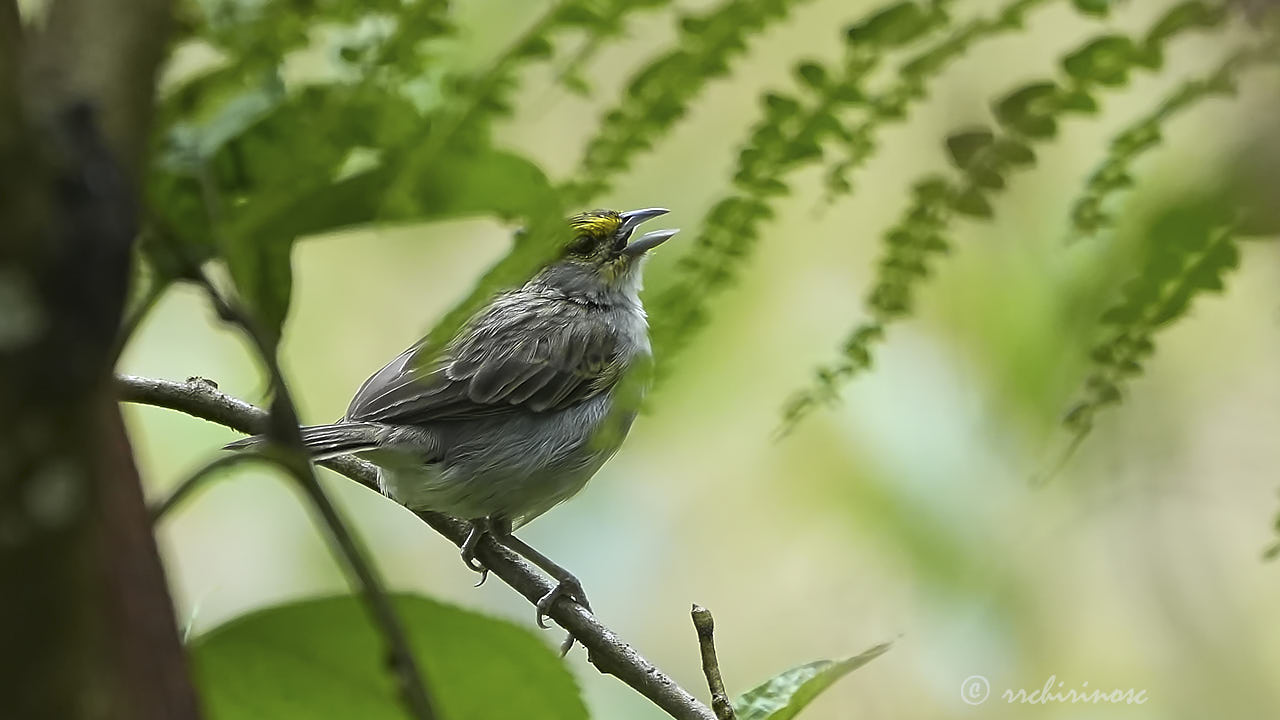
[618, 207, 679, 257]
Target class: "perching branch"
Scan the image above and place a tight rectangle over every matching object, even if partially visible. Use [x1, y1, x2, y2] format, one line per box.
[189, 278, 439, 720]
[115, 373, 719, 720]
[691, 605, 736, 720]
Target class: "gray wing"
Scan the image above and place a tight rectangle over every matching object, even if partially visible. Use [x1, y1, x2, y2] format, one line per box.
[345, 301, 624, 425]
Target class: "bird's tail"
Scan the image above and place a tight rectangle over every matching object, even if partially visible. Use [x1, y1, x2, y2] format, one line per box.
[223, 422, 381, 460]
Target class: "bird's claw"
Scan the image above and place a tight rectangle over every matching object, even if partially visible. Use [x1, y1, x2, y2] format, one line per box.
[461, 552, 486, 573]
[535, 577, 590, 629]
[460, 521, 489, 577]
[558, 633, 576, 658]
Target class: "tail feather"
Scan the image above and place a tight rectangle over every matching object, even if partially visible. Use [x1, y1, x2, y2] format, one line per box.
[224, 422, 381, 460]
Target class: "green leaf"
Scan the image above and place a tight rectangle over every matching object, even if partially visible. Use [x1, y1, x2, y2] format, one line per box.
[221, 146, 560, 348]
[733, 643, 890, 720]
[990, 138, 1036, 167]
[382, 147, 561, 225]
[1146, 1, 1228, 45]
[159, 72, 287, 172]
[1071, 0, 1115, 16]
[951, 186, 994, 218]
[1056, 86, 1099, 114]
[993, 82, 1061, 138]
[223, 233, 293, 349]
[1264, 542, 1280, 562]
[763, 92, 802, 118]
[944, 128, 994, 169]
[1062, 36, 1138, 86]
[846, 2, 935, 47]
[794, 61, 829, 91]
[191, 594, 587, 720]
[515, 36, 554, 60]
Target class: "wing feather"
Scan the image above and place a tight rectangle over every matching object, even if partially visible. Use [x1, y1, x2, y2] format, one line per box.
[344, 300, 624, 424]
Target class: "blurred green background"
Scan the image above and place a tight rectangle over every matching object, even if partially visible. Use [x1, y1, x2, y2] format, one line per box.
[120, 1, 1280, 717]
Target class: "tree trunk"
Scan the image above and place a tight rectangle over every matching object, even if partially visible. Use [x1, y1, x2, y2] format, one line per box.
[0, 1, 199, 717]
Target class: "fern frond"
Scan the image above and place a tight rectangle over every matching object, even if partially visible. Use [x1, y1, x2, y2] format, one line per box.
[564, 0, 818, 204]
[1064, 209, 1240, 439]
[1069, 43, 1280, 241]
[820, 0, 1061, 204]
[780, 0, 1236, 434]
[1266, 501, 1280, 560]
[552, 0, 676, 96]
[645, 1, 958, 367]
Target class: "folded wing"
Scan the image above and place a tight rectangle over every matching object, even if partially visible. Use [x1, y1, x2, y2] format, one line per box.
[345, 301, 623, 425]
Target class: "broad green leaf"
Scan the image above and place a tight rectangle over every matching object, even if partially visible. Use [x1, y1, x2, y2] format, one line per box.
[222, 146, 561, 347]
[733, 643, 890, 720]
[191, 594, 587, 720]
[223, 232, 293, 348]
[380, 147, 561, 225]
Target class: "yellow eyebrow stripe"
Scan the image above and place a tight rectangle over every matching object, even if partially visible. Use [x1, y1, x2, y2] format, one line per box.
[570, 210, 621, 236]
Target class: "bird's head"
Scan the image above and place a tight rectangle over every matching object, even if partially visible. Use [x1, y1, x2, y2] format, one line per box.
[534, 207, 678, 300]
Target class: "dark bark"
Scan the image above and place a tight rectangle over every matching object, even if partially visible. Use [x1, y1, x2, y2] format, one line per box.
[0, 1, 196, 717]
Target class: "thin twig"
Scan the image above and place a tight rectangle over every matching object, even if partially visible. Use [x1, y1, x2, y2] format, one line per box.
[181, 152, 437, 719]
[190, 274, 438, 720]
[691, 605, 736, 720]
[115, 373, 718, 720]
[113, 272, 168, 361]
[150, 450, 266, 522]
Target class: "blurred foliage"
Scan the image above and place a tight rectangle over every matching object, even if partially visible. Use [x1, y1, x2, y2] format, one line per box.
[645, 0, 955, 361]
[121, 0, 1280, 715]
[190, 592, 880, 717]
[779, 0, 1274, 436]
[1063, 192, 1241, 440]
[819, 0, 1057, 203]
[565, 0, 816, 204]
[190, 594, 589, 719]
[1069, 42, 1280, 241]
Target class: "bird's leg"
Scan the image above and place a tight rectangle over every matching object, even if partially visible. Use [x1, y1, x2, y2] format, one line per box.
[460, 518, 491, 586]
[489, 518, 591, 656]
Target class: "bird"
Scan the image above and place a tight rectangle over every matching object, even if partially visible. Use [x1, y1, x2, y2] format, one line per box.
[226, 207, 677, 644]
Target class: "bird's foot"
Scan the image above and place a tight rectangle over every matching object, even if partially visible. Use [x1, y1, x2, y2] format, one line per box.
[535, 575, 591, 630]
[459, 520, 490, 583]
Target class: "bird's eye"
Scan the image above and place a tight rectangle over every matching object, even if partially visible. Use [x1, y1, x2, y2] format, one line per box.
[566, 234, 595, 256]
